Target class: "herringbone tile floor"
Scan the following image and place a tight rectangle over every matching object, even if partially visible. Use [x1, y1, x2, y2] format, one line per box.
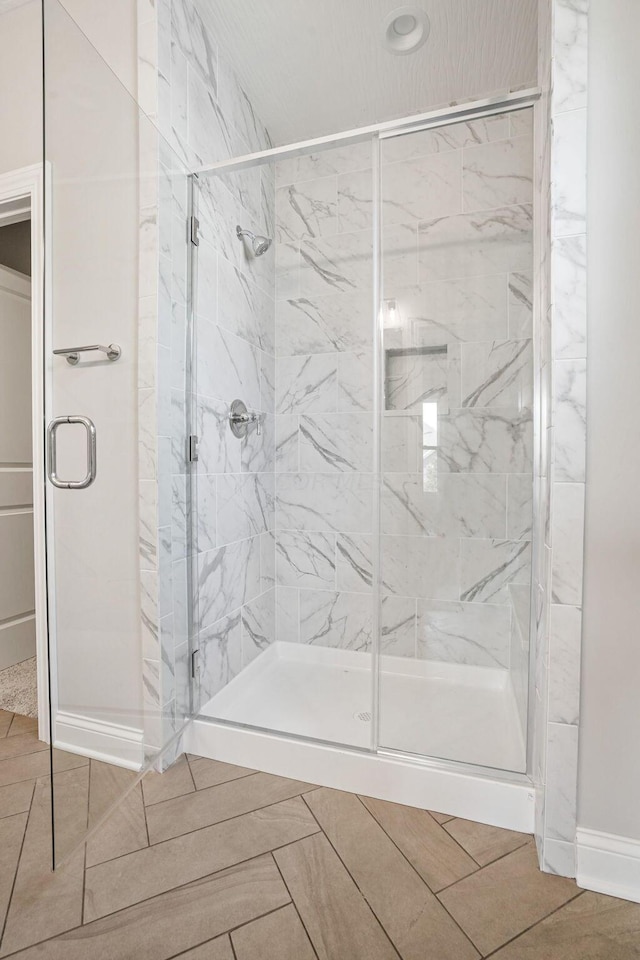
[1, 707, 640, 959]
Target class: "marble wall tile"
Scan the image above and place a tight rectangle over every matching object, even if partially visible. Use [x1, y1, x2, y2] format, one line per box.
[172, 558, 188, 648]
[336, 534, 373, 593]
[217, 254, 275, 354]
[548, 604, 581, 725]
[507, 474, 534, 540]
[550, 482, 585, 605]
[380, 115, 510, 165]
[275, 585, 299, 643]
[460, 339, 533, 408]
[462, 136, 533, 212]
[385, 349, 448, 411]
[187, 65, 235, 167]
[198, 609, 242, 702]
[275, 415, 299, 472]
[545, 722, 579, 841]
[299, 231, 373, 297]
[241, 413, 275, 474]
[197, 535, 261, 629]
[196, 397, 241, 475]
[217, 53, 271, 153]
[260, 351, 275, 412]
[382, 473, 507, 539]
[171, 0, 218, 94]
[241, 590, 276, 666]
[439, 407, 533, 474]
[553, 0, 588, 113]
[276, 177, 338, 242]
[217, 473, 275, 545]
[260, 530, 276, 592]
[197, 320, 261, 409]
[195, 473, 217, 553]
[382, 414, 422, 472]
[276, 240, 300, 300]
[276, 291, 371, 357]
[275, 531, 336, 589]
[299, 413, 373, 472]
[381, 596, 416, 656]
[381, 535, 460, 600]
[508, 271, 533, 339]
[171, 475, 187, 560]
[141, 570, 160, 660]
[380, 151, 463, 224]
[417, 599, 511, 668]
[337, 351, 374, 412]
[383, 222, 418, 291]
[276, 473, 374, 534]
[398, 276, 509, 346]
[276, 354, 338, 415]
[510, 108, 534, 138]
[195, 236, 217, 323]
[337, 168, 374, 233]
[551, 109, 587, 238]
[299, 590, 372, 652]
[552, 235, 587, 359]
[553, 359, 586, 482]
[542, 839, 576, 878]
[418, 204, 533, 282]
[275, 141, 373, 185]
[459, 539, 531, 603]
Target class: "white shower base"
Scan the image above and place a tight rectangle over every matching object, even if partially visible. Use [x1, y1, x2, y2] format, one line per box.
[187, 641, 533, 832]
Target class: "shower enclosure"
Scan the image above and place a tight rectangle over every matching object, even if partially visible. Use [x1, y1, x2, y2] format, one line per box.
[186, 99, 536, 792]
[41, 0, 546, 868]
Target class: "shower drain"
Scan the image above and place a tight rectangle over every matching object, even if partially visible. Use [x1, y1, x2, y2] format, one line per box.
[354, 710, 372, 722]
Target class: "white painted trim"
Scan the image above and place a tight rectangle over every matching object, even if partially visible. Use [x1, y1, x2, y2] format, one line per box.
[0, 163, 50, 744]
[54, 711, 144, 771]
[577, 828, 640, 904]
[186, 719, 535, 834]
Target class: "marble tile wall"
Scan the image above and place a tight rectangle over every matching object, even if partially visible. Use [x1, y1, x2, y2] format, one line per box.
[379, 111, 534, 734]
[273, 120, 535, 738]
[533, 0, 588, 880]
[137, 0, 275, 762]
[273, 141, 376, 657]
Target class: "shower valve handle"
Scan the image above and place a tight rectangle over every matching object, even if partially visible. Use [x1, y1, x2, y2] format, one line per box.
[229, 400, 262, 438]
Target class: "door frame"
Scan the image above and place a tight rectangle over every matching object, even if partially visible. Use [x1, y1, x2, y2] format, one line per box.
[0, 162, 51, 742]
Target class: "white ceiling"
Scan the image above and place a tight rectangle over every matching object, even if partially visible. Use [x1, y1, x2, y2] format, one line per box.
[197, 0, 538, 146]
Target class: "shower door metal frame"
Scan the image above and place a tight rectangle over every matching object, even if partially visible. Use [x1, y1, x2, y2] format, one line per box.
[188, 87, 542, 786]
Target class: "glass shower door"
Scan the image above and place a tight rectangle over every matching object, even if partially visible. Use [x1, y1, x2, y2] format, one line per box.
[42, 0, 191, 867]
[377, 110, 535, 773]
[190, 139, 379, 751]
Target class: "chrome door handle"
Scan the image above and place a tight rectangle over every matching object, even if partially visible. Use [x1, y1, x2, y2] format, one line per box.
[47, 416, 97, 489]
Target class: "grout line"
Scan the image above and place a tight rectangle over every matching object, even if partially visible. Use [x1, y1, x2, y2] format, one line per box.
[348, 793, 481, 956]
[299, 794, 404, 960]
[356, 794, 481, 890]
[82, 829, 322, 928]
[435, 837, 534, 893]
[270, 854, 320, 960]
[482, 889, 585, 958]
[0, 775, 36, 951]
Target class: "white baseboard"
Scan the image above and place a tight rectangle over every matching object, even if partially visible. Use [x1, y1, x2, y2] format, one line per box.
[577, 828, 640, 904]
[54, 711, 143, 771]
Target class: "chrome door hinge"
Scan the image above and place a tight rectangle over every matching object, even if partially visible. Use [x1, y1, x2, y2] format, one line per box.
[188, 434, 199, 463]
[189, 215, 200, 246]
[191, 648, 200, 679]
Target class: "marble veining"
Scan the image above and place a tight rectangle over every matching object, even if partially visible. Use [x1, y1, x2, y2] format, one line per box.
[417, 599, 511, 668]
[276, 531, 336, 589]
[461, 339, 533, 408]
[439, 407, 533, 474]
[299, 590, 372, 652]
[299, 413, 373, 473]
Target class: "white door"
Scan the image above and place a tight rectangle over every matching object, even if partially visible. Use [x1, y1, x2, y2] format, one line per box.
[0, 264, 35, 671]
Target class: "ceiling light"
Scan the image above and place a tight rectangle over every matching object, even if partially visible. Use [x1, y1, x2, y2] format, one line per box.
[382, 6, 430, 56]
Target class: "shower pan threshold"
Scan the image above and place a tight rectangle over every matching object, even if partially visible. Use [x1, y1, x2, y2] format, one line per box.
[187, 642, 533, 833]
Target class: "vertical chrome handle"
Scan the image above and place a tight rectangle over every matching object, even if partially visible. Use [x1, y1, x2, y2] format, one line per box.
[47, 416, 97, 489]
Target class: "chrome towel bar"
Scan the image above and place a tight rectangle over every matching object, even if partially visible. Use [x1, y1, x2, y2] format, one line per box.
[53, 343, 121, 364]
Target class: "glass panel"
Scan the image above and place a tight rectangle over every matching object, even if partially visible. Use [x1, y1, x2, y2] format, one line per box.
[44, 0, 191, 864]
[378, 109, 534, 772]
[192, 139, 378, 750]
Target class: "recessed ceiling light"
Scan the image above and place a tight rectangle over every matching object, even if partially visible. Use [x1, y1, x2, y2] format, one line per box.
[382, 6, 430, 56]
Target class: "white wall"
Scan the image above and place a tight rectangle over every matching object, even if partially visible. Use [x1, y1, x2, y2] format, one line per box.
[0, 1, 41, 176]
[579, 0, 640, 842]
[0, 0, 144, 740]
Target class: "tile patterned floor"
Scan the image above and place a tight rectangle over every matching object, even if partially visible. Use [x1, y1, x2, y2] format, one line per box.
[1, 707, 640, 959]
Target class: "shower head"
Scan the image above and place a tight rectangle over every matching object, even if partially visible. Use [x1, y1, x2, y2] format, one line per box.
[236, 225, 273, 257]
